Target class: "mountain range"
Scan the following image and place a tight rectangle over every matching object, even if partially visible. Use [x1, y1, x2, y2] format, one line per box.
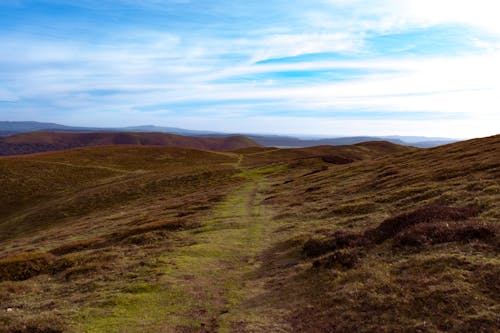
[0, 121, 459, 148]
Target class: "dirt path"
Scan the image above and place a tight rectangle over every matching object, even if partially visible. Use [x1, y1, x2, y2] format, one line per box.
[79, 167, 289, 332]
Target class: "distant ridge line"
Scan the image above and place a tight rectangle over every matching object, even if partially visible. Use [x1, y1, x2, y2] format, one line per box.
[0, 131, 260, 156]
[0, 121, 461, 148]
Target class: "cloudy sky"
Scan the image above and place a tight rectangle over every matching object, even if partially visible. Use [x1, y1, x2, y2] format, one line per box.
[1, 0, 499, 137]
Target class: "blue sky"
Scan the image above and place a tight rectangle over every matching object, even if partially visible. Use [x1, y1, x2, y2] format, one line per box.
[0, 0, 499, 137]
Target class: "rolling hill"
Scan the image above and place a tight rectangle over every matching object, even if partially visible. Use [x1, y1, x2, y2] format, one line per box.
[0, 121, 459, 147]
[0, 135, 498, 332]
[0, 131, 260, 155]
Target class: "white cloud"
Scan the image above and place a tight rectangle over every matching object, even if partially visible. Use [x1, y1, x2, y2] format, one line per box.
[403, 0, 500, 32]
[248, 33, 360, 62]
[324, 0, 500, 33]
[1, 0, 500, 137]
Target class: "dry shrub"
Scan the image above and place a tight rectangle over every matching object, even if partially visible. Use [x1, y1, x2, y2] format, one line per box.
[0, 253, 54, 281]
[303, 231, 366, 258]
[192, 205, 210, 211]
[5, 325, 63, 333]
[50, 237, 105, 256]
[299, 166, 328, 178]
[272, 212, 298, 221]
[262, 195, 280, 205]
[483, 185, 500, 194]
[111, 219, 191, 242]
[390, 255, 500, 332]
[312, 248, 362, 270]
[364, 205, 479, 244]
[48, 256, 80, 275]
[175, 211, 194, 217]
[327, 201, 377, 216]
[3, 313, 64, 333]
[394, 221, 497, 247]
[0, 252, 81, 281]
[63, 263, 99, 280]
[0, 280, 27, 296]
[477, 263, 500, 300]
[305, 186, 321, 193]
[321, 155, 354, 165]
[50, 220, 191, 256]
[121, 231, 168, 246]
[304, 205, 483, 259]
[376, 169, 398, 179]
[459, 316, 500, 333]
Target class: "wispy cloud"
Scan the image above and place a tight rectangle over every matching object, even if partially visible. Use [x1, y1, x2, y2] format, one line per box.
[0, 0, 499, 137]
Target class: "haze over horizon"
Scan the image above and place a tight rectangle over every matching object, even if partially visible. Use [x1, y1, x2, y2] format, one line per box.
[1, 1, 499, 138]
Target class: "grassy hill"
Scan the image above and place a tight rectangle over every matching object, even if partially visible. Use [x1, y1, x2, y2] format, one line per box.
[0, 136, 498, 332]
[256, 134, 499, 332]
[0, 131, 259, 155]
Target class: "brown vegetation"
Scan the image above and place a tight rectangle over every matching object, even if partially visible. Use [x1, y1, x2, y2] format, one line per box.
[0, 134, 498, 332]
[253, 135, 500, 332]
[394, 220, 498, 247]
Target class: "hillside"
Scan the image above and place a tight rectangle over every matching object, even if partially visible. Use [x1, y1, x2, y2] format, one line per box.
[255, 134, 500, 332]
[0, 131, 259, 155]
[0, 136, 498, 332]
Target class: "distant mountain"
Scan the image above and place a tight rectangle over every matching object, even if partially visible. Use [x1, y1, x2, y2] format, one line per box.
[123, 125, 219, 136]
[0, 121, 218, 137]
[247, 135, 408, 147]
[0, 131, 16, 137]
[382, 135, 459, 143]
[247, 135, 461, 148]
[0, 121, 76, 136]
[0, 121, 460, 148]
[407, 140, 458, 148]
[379, 135, 458, 147]
[0, 132, 259, 156]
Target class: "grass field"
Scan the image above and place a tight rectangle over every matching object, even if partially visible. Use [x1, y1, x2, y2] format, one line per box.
[0, 136, 498, 332]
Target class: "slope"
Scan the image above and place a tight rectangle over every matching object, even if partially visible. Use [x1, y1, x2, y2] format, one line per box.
[246, 134, 499, 332]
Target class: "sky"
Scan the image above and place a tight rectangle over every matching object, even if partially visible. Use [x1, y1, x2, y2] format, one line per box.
[0, 0, 499, 138]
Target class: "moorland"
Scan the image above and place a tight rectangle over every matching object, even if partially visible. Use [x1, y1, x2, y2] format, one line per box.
[0, 133, 498, 332]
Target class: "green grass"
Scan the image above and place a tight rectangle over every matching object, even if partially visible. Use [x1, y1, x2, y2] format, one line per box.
[75, 167, 281, 332]
[77, 285, 198, 333]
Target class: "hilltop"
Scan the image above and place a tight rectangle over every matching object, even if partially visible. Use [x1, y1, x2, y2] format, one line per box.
[0, 131, 259, 155]
[0, 135, 498, 332]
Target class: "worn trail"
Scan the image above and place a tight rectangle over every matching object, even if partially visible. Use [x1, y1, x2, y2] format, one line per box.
[79, 166, 287, 332]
